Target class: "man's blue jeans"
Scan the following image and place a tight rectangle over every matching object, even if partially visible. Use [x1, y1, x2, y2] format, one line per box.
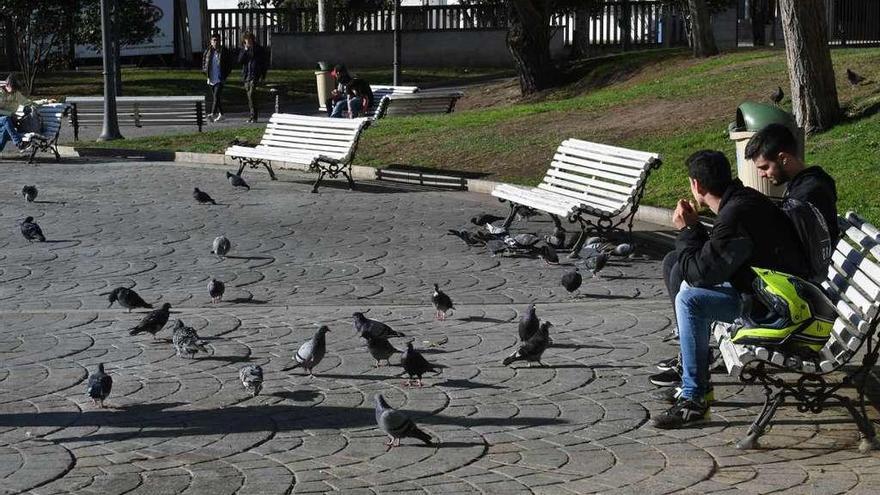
[0, 116, 22, 151]
[675, 281, 741, 400]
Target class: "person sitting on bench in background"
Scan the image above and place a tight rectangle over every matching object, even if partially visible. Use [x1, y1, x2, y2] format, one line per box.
[0, 74, 29, 152]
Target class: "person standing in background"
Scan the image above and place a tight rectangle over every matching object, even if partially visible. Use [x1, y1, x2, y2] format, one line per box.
[238, 32, 268, 123]
[202, 33, 232, 122]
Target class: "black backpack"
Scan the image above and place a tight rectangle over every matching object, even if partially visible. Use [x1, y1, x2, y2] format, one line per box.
[16, 105, 43, 134]
[781, 197, 832, 283]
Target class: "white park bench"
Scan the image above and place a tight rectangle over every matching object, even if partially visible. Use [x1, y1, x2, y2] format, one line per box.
[366, 85, 463, 121]
[14, 102, 69, 164]
[224, 113, 369, 193]
[66, 96, 206, 140]
[713, 211, 880, 452]
[490, 139, 662, 257]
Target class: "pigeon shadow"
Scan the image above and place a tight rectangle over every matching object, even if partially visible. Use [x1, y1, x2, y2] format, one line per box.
[438, 379, 505, 390]
[308, 372, 397, 381]
[288, 179, 434, 194]
[577, 292, 640, 300]
[224, 297, 268, 305]
[198, 355, 251, 363]
[458, 316, 510, 324]
[419, 348, 446, 355]
[272, 390, 321, 402]
[43, 239, 76, 244]
[551, 343, 616, 350]
[32, 200, 66, 205]
[224, 255, 275, 261]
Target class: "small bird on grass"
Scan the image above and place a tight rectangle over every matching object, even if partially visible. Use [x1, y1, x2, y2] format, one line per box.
[239, 364, 264, 397]
[770, 86, 784, 105]
[847, 68, 868, 87]
[431, 284, 454, 320]
[287, 326, 330, 375]
[353, 312, 405, 339]
[20, 216, 45, 242]
[128, 302, 171, 339]
[503, 321, 552, 367]
[226, 171, 250, 190]
[106, 287, 152, 312]
[193, 187, 217, 205]
[21, 185, 37, 202]
[374, 394, 434, 450]
[208, 278, 225, 303]
[212, 235, 231, 259]
[86, 363, 113, 408]
[402, 341, 444, 387]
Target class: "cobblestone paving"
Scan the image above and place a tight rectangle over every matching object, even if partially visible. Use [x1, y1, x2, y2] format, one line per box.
[1, 160, 879, 494]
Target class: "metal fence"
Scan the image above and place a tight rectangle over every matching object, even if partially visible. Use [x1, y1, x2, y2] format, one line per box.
[555, 1, 689, 50]
[736, 0, 880, 47]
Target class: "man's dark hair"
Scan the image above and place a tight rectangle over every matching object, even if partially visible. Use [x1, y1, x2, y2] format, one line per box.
[744, 123, 797, 161]
[686, 150, 732, 196]
[210, 33, 221, 41]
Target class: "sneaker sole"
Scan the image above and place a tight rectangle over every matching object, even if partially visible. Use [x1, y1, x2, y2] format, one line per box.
[649, 377, 680, 387]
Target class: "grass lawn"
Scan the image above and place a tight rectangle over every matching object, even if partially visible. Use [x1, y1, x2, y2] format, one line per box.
[67, 48, 880, 223]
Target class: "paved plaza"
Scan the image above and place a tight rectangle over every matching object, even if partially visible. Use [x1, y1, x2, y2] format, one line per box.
[1, 159, 879, 494]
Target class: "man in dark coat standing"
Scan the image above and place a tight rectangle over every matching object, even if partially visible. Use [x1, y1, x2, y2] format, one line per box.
[238, 32, 268, 123]
[202, 33, 233, 122]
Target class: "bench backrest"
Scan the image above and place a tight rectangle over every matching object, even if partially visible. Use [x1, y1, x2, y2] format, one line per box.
[366, 85, 419, 119]
[818, 212, 880, 372]
[379, 92, 464, 118]
[257, 113, 369, 162]
[538, 139, 661, 216]
[67, 96, 205, 125]
[15, 103, 68, 139]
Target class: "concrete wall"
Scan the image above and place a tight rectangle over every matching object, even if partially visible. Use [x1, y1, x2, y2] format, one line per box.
[712, 7, 740, 50]
[271, 29, 567, 69]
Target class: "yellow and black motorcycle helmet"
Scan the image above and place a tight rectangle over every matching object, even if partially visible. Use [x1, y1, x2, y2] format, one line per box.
[730, 268, 837, 355]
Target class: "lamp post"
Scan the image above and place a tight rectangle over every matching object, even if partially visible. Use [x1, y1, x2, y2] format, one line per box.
[98, 0, 122, 141]
[393, 0, 401, 85]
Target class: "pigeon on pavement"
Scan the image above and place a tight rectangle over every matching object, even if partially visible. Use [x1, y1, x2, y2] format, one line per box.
[537, 243, 559, 264]
[212, 235, 231, 258]
[431, 284, 454, 320]
[518, 303, 539, 342]
[193, 187, 217, 205]
[402, 340, 443, 387]
[172, 319, 209, 358]
[374, 394, 433, 449]
[288, 326, 330, 375]
[470, 213, 504, 227]
[510, 233, 540, 249]
[208, 278, 225, 303]
[447, 228, 484, 247]
[20, 216, 45, 242]
[21, 185, 37, 202]
[545, 226, 566, 249]
[613, 243, 634, 257]
[583, 251, 609, 277]
[226, 171, 250, 190]
[503, 321, 552, 367]
[86, 363, 113, 408]
[561, 268, 583, 294]
[353, 312, 405, 339]
[485, 223, 507, 235]
[128, 303, 171, 339]
[106, 287, 153, 312]
[239, 364, 264, 397]
[362, 334, 401, 367]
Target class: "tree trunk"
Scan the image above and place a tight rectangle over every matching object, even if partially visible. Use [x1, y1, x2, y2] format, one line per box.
[778, 0, 839, 133]
[570, 5, 590, 59]
[686, 0, 718, 57]
[506, 0, 556, 94]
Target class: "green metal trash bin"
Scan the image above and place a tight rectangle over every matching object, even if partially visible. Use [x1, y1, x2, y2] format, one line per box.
[728, 102, 804, 198]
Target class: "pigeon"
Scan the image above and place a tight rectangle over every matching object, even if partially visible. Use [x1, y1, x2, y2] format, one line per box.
[422, 336, 449, 347]
[537, 244, 559, 264]
[128, 302, 171, 339]
[172, 319, 209, 358]
[447, 228, 484, 247]
[470, 213, 504, 227]
[21, 185, 37, 202]
[86, 363, 113, 408]
[583, 251, 609, 277]
[545, 226, 566, 249]
[106, 287, 152, 312]
[208, 278, 225, 303]
[288, 325, 330, 375]
[503, 321, 552, 367]
[518, 303, 540, 342]
[770, 86, 784, 105]
[20, 216, 45, 242]
[226, 171, 250, 190]
[193, 187, 217, 205]
[613, 243, 634, 257]
[515, 207, 538, 221]
[847, 68, 867, 87]
[431, 284, 454, 320]
[486, 239, 508, 256]
[374, 394, 433, 449]
[362, 334, 401, 367]
[239, 364, 264, 397]
[353, 312, 405, 339]
[485, 223, 507, 235]
[585, 236, 604, 246]
[401, 340, 443, 387]
[561, 268, 583, 294]
[212, 235, 231, 258]
[510, 233, 540, 248]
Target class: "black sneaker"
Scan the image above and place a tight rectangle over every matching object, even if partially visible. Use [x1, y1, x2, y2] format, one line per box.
[649, 368, 681, 387]
[651, 385, 714, 404]
[655, 355, 680, 372]
[651, 397, 709, 429]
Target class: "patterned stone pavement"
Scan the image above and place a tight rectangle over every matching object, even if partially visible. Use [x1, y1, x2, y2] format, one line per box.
[1, 159, 879, 494]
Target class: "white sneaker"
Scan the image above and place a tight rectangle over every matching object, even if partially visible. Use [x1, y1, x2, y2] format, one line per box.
[213, 114, 224, 122]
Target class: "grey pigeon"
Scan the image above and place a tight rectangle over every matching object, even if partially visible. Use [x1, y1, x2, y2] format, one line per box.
[585, 236, 604, 246]
[561, 268, 582, 294]
[511, 233, 540, 248]
[20, 216, 45, 242]
[486, 239, 507, 256]
[21, 185, 37, 202]
[226, 171, 250, 190]
[583, 251, 609, 277]
[86, 363, 113, 408]
[374, 394, 433, 449]
[613, 243, 634, 257]
[208, 278, 225, 303]
[129, 302, 171, 339]
[289, 326, 330, 375]
[545, 226, 566, 249]
[503, 321, 552, 367]
[847, 68, 867, 86]
[362, 333, 401, 367]
[537, 243, 559, 264]
[431, 284, 454, 320]
[518, 303, 539, 342]
[485, 222, 507, 235]
[212, 235, 231, 258]
[239, 364, 264, 397]
[402, 341, 443, 387]
[770, 86, 784, 105]
[470, 213, 504, 227]
[353, 312, 405, 338]
[172, 319, 209, 358]
[106, 287, 153, 312]
[193, 187, 217, 205]
[447, 228, 484, 247]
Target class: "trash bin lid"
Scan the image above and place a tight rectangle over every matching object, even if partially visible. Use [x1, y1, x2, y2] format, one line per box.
[732, 102, 799, 135]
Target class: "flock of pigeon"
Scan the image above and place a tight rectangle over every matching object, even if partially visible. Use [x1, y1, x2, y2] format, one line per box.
[17, 169, 633, 450]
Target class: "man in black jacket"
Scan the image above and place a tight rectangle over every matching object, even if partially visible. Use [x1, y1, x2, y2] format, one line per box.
[652, 150, 809, 429]
[745, 123, 839, 242]
[202, 34, 233, 122]
[238, 32, 268, 123]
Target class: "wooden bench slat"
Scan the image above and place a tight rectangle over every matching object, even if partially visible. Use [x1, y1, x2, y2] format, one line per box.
[831, 246, 880, 301]
[557, 142, 654, 171]
[544, 169, 636, 195]
[536, 180, 627, 211]
[263, 129, 356, 144]
[552, 153, 646, 180]
[265, 125, 361, 138]
[561, 138, 660, 163]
